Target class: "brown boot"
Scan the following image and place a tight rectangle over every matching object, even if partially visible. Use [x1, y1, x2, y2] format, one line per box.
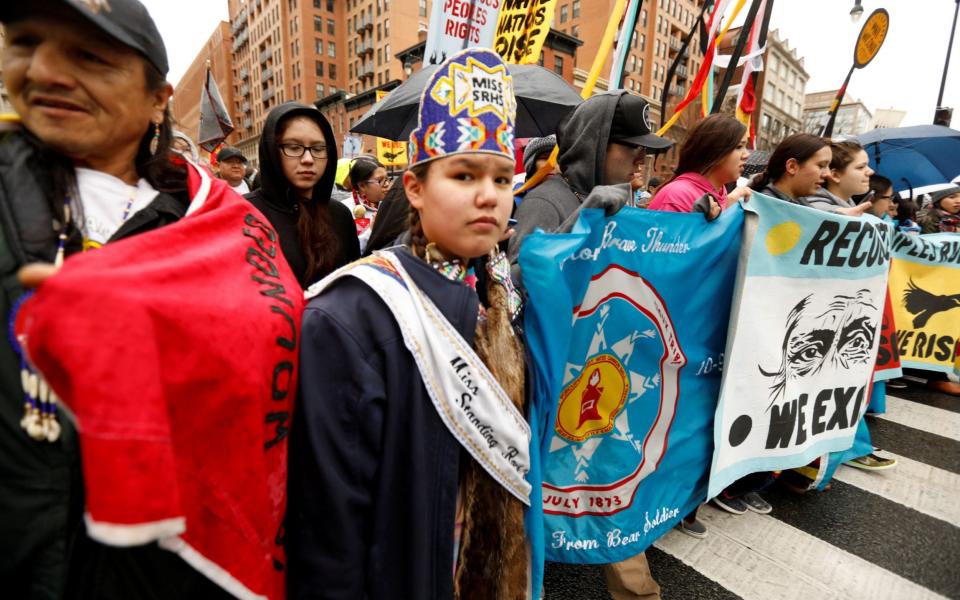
[927, 379, 960, 396]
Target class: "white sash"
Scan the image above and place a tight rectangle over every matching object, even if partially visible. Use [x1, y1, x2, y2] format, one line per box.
[305, 251, 532, 505]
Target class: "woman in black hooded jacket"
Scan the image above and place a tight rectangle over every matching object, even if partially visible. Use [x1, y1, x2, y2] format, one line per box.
[246, 102, 359, 287]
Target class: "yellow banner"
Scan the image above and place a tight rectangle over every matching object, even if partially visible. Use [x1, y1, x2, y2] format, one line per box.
[889, 254, 960, 374]
[494, 0, 560, 65]
[375, 90, 408, 167]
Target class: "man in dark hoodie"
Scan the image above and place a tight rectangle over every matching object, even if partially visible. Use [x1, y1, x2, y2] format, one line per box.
[510, 91, 672, 600]
[245, 102, 359, 288]
[508, 91, 673, 267]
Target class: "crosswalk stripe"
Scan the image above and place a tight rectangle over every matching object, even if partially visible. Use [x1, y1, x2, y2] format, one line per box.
[832, 452, 960, 525]
[880, 394, 960, 442]
[653, 504, 948, 600]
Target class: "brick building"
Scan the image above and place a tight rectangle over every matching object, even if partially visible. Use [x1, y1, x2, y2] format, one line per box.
[177, 0, 728, 168]
[718, 27, 808, 152]
[171, 21, 239, 152]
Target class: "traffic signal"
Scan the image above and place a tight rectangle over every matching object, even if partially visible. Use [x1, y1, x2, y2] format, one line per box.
[934, 107, 953, 127]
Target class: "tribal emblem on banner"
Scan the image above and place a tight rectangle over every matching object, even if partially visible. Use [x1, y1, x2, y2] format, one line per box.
[556, 354, 629, 442]
[544, 265, 685, 517]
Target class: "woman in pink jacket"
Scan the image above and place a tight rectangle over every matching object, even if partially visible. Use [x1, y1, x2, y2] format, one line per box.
[648, 115, 752, 217]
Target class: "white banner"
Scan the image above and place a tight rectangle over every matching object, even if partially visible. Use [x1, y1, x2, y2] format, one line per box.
[424, 0, 500, 65]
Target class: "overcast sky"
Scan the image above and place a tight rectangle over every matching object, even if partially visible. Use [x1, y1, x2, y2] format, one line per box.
[146, 0, 960, 127]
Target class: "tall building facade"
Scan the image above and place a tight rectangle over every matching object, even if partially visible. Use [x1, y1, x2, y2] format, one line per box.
[171, 22, 239, 149]
[803, 90, 873, 138]
[193, 0, 714, 166]
[221, 0, 436, 161]
[755, 29, 808, 152]
[556, 0, 709, 170]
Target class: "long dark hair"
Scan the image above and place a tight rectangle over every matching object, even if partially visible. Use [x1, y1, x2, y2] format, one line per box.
[348, 158, 383, 192]
[750, 133, 828, 191]
[673, 115, 746, 180]
[277, 114, 339, 282]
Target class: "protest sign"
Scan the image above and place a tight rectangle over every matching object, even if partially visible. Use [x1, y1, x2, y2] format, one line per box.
[424, 0, 500, 65]
[374, 91, 408, 167]
[521, 205, 744, 564]
[708, 193, 892, 499]
[494, 0, 558, 64]
[888, 232, 960, 375]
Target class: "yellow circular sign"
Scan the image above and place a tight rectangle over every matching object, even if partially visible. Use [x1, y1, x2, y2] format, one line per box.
[854, 9, 889, 69]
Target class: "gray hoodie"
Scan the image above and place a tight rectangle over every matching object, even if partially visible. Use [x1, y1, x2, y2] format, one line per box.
[508, 90, 627, 264]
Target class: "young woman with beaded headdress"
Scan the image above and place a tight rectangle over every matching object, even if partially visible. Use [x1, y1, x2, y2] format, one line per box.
[287, 48, 533, 599]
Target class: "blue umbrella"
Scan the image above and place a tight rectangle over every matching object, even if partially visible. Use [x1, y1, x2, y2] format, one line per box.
[855, 125, 960, 192]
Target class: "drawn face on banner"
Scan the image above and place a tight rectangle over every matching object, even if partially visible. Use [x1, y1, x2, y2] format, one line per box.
[761, 290, 879, 406]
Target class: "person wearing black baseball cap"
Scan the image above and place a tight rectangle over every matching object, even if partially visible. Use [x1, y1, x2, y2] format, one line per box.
[0, 1, 232, 598]
[509, 91, 673, 268]
[216, 146, 250, 194]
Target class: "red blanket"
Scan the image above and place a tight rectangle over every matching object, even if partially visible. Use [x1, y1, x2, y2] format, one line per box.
[16, 162, 302, 600]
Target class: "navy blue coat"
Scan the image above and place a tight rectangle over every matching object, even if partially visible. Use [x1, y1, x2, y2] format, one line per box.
[287, 248, 479, 599]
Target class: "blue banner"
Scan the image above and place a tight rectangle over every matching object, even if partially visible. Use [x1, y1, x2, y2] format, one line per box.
[520, 205, 743, 564]
[708, 193, 892, 499]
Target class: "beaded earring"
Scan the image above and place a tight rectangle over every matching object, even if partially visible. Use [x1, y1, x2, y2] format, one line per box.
[149, 122, 161, 156]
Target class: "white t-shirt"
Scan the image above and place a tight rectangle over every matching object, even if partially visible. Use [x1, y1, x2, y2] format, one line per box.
[230, 180, 250, 195]
[76, 168, 159, 250]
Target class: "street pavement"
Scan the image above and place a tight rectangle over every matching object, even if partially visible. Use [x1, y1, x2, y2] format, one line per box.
[543, 379, 960, 600]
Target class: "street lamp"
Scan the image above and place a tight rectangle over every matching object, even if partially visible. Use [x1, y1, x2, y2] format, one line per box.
[850, 0, 864, 22]
[403, 59, 414, 77]
[935, 0, 960, 125]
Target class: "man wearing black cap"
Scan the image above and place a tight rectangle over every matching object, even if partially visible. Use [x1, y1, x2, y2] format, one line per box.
[509, 90, 673, 267]
[509, 90, 672, 600]
[217, 146, 251, 194]
[0, 1, 235, 598]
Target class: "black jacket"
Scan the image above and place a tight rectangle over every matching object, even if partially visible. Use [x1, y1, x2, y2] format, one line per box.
[288, 247, 479, 600]
[245, 102, 359, 287]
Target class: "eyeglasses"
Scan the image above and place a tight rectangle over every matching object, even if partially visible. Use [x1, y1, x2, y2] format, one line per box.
[279, 143, 328, 159]
[364, 177, 392, 187]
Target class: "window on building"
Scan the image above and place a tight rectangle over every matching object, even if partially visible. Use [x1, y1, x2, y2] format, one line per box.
[314, 0, 321, 7]
[384, 18, 390, 37]
[316, 83, 325, 97]
[554, 55, 564, 76]
[637, 58, 643, 75]
[628, 54, 636, 72]
[327, 18, 335, 35]
[385, 43, 391, 62]
[768, 54, 778, 75]
[385, 68, 390, 80]
[377, 48, 382, 66]
[378, 73, 382, 85]
[316, 61, 324, 77]
[330, 63, 337, 79]
[419, 0, 426, 17]
[572, 0, 580, 18]
[328, 41, 336, 57]
[640, 33, 645, 51]
[642, 9, 647, 26]
[377, 23, 381, 41]
[327, 0, 334, 10]
[314, 16, 322, 31]
[572, 25, 580, 38]
[560, 4, 568, 23]
[349, 63, 353, 79]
